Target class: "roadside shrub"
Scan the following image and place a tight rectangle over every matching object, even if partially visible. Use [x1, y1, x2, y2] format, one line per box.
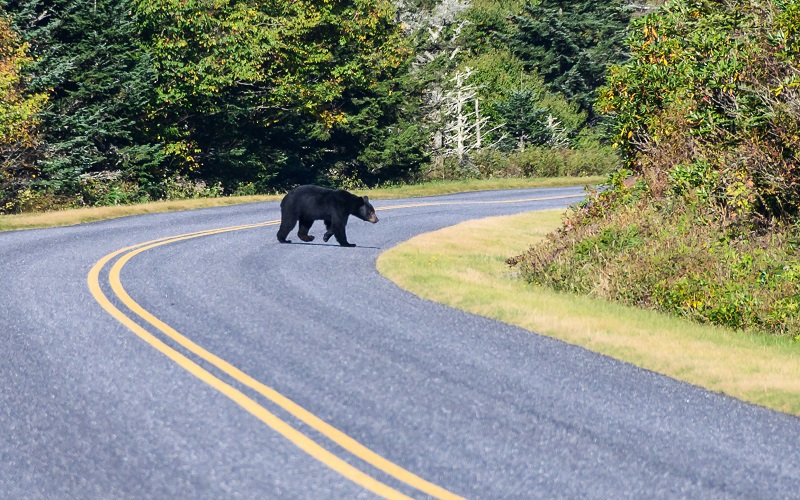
[3, 188, 79, 213]
[564, 146, 619, 177]
[472, 149, 514, 177]
[424, 142, 619, 181]
[158, 175, 224, 200]
[597, 0, 800, 224]
[231, 182, 260, 196]
[509, 195, 800, 337]
[79, 171, 148, 206]
[423, 156, 463, 181]
[508, 147, 564, 177]
[512, 0, 800, 338]
[505, 145, 620, 178]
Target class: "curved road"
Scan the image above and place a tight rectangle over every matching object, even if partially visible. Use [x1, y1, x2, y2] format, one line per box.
[2, 186, 799, 498]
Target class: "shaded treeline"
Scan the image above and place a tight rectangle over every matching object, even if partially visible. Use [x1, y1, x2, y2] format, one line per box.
[0, 0, 630, 212]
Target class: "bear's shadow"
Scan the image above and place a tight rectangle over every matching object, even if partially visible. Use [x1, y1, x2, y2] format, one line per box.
[281, 241, 381, 250]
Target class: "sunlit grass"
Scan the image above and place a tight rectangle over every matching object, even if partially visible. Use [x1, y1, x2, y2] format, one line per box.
[0, 195, 282, 232]
[355, 176, 603, 199]
[0, 176, 601, 232]
[377, 209, 800, 416]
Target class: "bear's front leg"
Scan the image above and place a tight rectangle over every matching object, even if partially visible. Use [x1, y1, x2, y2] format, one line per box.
[331, 225, 355, 247]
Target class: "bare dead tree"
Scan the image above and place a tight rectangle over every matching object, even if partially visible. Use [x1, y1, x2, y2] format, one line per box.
[440, 68, 505, 163]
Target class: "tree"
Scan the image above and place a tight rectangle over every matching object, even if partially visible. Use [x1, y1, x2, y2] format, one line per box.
[136, 0, 411, 190]
[324, 63, 429, 187]
[0, 12, 46, 212]
[2, 0, 162, 200]
[510, 0, 633, 119]
[438, 67, 504, 162]
[597, 0, 800, 222]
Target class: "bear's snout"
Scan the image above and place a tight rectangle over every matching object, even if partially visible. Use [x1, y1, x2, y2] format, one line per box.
[369, 214, 379, 223]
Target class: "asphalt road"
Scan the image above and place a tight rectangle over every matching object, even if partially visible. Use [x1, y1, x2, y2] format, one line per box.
[2, 186, 799, 499]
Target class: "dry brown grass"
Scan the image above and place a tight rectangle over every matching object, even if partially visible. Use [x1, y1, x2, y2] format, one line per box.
[0, 177, 602, 232]
[0, 195, 283, 232]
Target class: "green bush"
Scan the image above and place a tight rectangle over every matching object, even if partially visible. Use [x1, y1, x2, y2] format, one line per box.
[512, 0, 800, 338]
[509, 197, 800, 338]
[504, 145, 620, 178]
[597, 0, 800, 223]
[508, 147, 564, 177]
[158, 175, 224, 200]
[472, 149, 513, 177]
[79, 172, 148, 206]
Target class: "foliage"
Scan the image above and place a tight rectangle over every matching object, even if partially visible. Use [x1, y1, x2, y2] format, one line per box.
[597, 0, 800, 222]
[510, 0, 634, 118]
[136, 0, 415, 191]
[511, 0, 800, 339]
[0, 12, 45, 213]
[458, 48, 588, 151]
[138, 0, 407, 115]
[509, 195, 800, 337]
[0, 0, 423, 207]
[2, 0, 163, 202]
[323, 57, 430, 187]
[0, 0, 622, 213]
[410, 0, 620, 171]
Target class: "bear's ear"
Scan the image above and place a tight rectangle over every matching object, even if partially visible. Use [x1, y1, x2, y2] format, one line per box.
[363, 196, 369, 203]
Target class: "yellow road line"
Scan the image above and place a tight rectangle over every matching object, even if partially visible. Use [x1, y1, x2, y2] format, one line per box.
[88, 193, 579, 498]
[90, 221, 463, 500]
[88, 244, 412, 499]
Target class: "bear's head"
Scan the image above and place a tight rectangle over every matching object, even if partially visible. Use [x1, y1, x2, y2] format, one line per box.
[356, 196, 379, 223]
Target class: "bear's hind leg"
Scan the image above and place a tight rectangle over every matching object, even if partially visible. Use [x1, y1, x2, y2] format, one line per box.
[277, 215, 297, 243]
[297, 218, 315, 242]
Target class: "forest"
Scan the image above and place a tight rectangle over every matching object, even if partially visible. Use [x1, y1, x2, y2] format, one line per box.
[2, 0, 799, 336]
[0, 0, 627, 213]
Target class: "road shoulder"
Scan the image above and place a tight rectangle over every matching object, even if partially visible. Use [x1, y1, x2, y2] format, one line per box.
[377, 209, 800, 417]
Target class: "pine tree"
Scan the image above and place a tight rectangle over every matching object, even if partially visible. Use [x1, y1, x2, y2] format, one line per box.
[2, 0, 161, 199]
[495, 90, 552, 150]
[510, 0, 633, 119]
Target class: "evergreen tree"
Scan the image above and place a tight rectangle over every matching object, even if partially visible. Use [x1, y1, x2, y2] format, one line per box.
[495, 90, 551, 150]
[2, 0, 161, 200]
[510, 0, 633, 119]
[324, 64, 429, 187]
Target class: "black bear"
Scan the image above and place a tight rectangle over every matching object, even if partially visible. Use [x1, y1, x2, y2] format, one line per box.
[276, 185, 379, 247]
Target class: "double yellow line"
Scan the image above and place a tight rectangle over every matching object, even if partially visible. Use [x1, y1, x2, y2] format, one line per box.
[86, 192, 584, 498]
[87, 220, 462, 500]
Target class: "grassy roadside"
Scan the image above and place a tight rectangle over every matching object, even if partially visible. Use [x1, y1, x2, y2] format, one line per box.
[0, 176, 601, 232]
[376, 209, 800, 417]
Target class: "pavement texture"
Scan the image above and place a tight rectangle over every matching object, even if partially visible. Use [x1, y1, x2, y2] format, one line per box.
[2, 186, 799, 499]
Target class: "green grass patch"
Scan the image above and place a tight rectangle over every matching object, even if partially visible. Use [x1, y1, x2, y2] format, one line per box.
[0, 176, 601, 232]
[377, 209, 800, 416]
